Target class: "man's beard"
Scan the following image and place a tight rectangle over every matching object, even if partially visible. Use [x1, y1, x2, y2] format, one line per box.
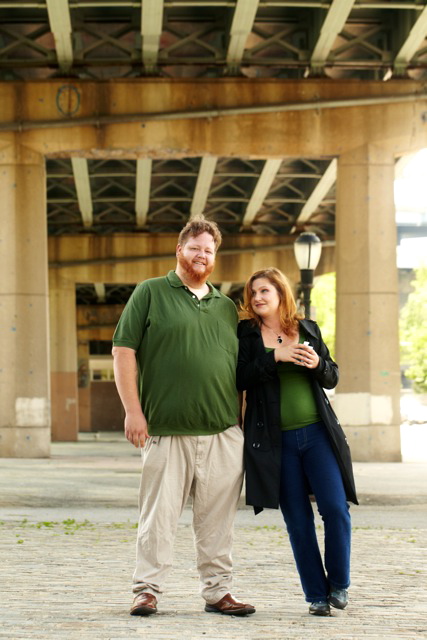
[177, 254, 214, 284]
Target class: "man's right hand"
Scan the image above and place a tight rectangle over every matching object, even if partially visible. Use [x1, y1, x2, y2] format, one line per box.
[124, 412, 149, 448]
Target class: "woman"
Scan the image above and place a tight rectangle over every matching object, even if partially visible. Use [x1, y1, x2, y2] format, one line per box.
[237, 268, 358, 617]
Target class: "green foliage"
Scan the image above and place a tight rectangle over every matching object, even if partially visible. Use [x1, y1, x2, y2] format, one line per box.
[400, 265, 427, 392]
[311, 273, 336, 359]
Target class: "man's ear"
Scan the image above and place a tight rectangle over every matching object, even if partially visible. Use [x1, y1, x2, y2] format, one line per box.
[176, 243, 181, 258]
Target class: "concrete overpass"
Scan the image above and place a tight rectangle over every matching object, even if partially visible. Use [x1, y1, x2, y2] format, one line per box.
[2, 1, 427, 461]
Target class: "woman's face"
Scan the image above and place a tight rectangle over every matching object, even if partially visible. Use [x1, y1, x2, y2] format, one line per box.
[250, 277, 281, 319]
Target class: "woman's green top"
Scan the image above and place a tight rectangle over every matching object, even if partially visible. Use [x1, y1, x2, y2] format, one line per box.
[266, 332, 320, 431]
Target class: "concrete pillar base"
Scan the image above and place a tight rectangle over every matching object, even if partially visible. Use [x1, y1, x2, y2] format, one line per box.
[0, 427, 50, 458]
[334, 391, 401, 461]
[345, 425, 401, 462]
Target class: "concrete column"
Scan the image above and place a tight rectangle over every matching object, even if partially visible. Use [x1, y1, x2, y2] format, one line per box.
[77, 339, 91, 432]
[334, 144, 401, 461]
[0, 140, 50, 457]
[49, 272, 79, 441]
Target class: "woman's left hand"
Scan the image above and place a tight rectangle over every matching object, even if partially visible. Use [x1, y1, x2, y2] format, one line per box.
[294, 344, 320, 369]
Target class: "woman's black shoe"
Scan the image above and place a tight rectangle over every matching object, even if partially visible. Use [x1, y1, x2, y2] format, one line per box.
[309, 601, 331, 616]
[329, 588, 348, 609]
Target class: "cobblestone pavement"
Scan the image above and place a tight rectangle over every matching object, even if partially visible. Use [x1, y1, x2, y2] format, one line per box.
[1, 512, 427, 640]
[1, 437, 427, 640]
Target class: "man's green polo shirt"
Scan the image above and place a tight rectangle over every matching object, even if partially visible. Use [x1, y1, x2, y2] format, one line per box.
[112, 271, 239, 436]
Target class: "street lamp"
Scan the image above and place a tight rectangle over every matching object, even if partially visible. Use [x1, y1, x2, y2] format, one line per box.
[293, 232, 322, 320]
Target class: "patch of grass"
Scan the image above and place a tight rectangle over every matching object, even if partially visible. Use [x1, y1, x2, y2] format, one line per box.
[62, 518, 77, 526]
[254, 525, 283, 532]
[36, 521, 57, 529]
[10, 519, 139, 536]
[61, 519, 95, 534]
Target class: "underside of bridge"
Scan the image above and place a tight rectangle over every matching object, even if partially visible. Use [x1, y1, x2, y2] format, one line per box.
[1, 0, 427, 460]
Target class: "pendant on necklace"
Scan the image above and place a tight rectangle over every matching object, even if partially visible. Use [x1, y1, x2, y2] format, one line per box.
[277, 336, 283, 344]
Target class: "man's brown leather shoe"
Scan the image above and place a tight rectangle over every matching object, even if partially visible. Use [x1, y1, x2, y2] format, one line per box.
[130, 592, 158, 616]
[204, 593, 255, 616]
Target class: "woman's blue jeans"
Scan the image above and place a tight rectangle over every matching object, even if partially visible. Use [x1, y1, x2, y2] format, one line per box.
[279, 421, 351, 603]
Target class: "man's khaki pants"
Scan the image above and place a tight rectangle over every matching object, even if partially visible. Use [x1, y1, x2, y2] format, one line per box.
[133, 425, 244, 604]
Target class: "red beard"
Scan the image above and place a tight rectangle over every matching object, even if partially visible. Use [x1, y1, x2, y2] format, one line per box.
[177, 253, 214, 284]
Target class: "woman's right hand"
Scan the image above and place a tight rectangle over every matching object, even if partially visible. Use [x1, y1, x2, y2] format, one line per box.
[274, 343, 301, 363]
[275, 343, 317, 367]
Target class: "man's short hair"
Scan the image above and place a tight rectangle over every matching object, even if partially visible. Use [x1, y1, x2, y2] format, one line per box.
[178, 215, 222, 251]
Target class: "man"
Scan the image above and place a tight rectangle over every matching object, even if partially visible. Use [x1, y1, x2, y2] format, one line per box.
[112, 215, 255, 617]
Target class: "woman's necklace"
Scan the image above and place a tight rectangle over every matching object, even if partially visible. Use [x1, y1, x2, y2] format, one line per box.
[262, 323, 283, 344]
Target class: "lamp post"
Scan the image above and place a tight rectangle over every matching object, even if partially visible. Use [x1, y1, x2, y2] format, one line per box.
[293, 232, 322, 320]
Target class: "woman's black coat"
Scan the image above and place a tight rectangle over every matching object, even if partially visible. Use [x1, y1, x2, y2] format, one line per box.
[237, 318, 358, 513]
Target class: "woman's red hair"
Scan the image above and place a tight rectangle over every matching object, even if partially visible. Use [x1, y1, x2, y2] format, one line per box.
[241, 267, 302, 334]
